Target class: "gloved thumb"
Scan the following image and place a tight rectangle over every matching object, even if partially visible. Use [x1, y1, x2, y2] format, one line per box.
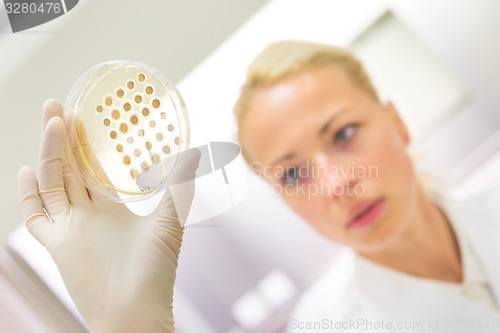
[157, 148, 201, 222]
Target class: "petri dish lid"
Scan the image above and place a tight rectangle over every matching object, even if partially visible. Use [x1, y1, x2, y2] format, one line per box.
[65, 60, 190, 202]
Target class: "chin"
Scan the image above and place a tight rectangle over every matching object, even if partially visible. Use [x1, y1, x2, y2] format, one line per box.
[353, 215, 408, 253]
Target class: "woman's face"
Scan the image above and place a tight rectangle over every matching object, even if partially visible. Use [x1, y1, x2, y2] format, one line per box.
[241, 66, 418, 252]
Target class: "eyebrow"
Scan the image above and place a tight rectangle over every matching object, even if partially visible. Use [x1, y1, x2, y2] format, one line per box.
[271, 107, 350, 166]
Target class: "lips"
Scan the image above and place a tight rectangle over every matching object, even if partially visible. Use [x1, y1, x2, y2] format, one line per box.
[346, 197, 385, 229]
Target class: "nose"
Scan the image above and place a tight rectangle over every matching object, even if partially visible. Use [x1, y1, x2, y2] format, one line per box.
[312, 153, 360, 200]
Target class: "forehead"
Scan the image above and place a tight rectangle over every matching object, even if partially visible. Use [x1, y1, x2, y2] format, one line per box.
[241, 66, 362, 165]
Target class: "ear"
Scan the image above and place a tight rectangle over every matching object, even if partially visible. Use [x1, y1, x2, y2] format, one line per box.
[385, 101, 410, 146]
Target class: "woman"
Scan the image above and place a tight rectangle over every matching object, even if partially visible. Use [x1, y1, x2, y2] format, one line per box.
[18, 40, 500, 332]
[234, 41, 500, 332]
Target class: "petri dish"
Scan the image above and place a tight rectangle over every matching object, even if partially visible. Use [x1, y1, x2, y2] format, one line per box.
[65, 60, 190, 202]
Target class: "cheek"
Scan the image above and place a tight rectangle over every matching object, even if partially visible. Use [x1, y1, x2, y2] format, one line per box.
[283, 194, 316, 217]
[281, 192, 345, 236]
[282, 193, 324, 224]
[361, 125, 415, 189]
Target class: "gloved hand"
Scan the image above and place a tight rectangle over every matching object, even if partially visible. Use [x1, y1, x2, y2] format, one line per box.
[18, 100, 200, 333]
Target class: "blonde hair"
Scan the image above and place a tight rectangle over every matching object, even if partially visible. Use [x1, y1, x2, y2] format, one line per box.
[234, 40, 380, 164]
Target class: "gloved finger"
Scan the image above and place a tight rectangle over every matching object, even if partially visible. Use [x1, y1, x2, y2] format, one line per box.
[62, 108, 115, 209]
[18, 166, 53, 246]
[61, 152, 92, 208]
[38, 116, 70, 216]
[166, 148, 201, 186]
[41, 99, 63, 134]
[42, 99, 90, 205]
[41, 99, 91, 207]
[62, 106, 76, 140]
[170, 178, 195, 223]
[63, 102, 126, 211]
[156, 148, 201, 222]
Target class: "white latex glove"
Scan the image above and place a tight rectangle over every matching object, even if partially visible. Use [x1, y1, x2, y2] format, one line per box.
[18, 100, 200, 333]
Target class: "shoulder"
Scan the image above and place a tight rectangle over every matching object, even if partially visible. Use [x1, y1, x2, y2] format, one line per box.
[448, 172, 500, 210]
[428, 179, 500, 228]
[454, 183, 500, 222]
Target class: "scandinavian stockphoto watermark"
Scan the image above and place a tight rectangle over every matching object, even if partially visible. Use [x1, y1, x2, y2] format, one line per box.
[249, 160, 379, 199]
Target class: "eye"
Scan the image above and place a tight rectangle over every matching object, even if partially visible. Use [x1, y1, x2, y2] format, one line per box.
[280, 166, 304, 185]
[334, 124, 358, 144]
[283, 166, 298, 181]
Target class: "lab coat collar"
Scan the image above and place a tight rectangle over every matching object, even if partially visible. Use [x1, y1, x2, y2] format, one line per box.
[351, 188, 500, 332]
[440, 188, 500, 307]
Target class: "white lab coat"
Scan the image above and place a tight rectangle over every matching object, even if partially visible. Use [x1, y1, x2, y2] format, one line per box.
[288, 184, 500, 333]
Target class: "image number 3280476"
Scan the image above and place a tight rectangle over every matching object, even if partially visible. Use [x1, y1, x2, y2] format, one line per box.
[3, 0, 79, 33]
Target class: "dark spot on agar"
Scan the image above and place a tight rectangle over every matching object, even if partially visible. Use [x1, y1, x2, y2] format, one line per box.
[119, 123, 129, 134]
[111, 109, 121, 120]
[130, 114, 139, 125]
[130, 168, 138, 179]
[116, 89, 125, 98]
[105, 96, 113, 106]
